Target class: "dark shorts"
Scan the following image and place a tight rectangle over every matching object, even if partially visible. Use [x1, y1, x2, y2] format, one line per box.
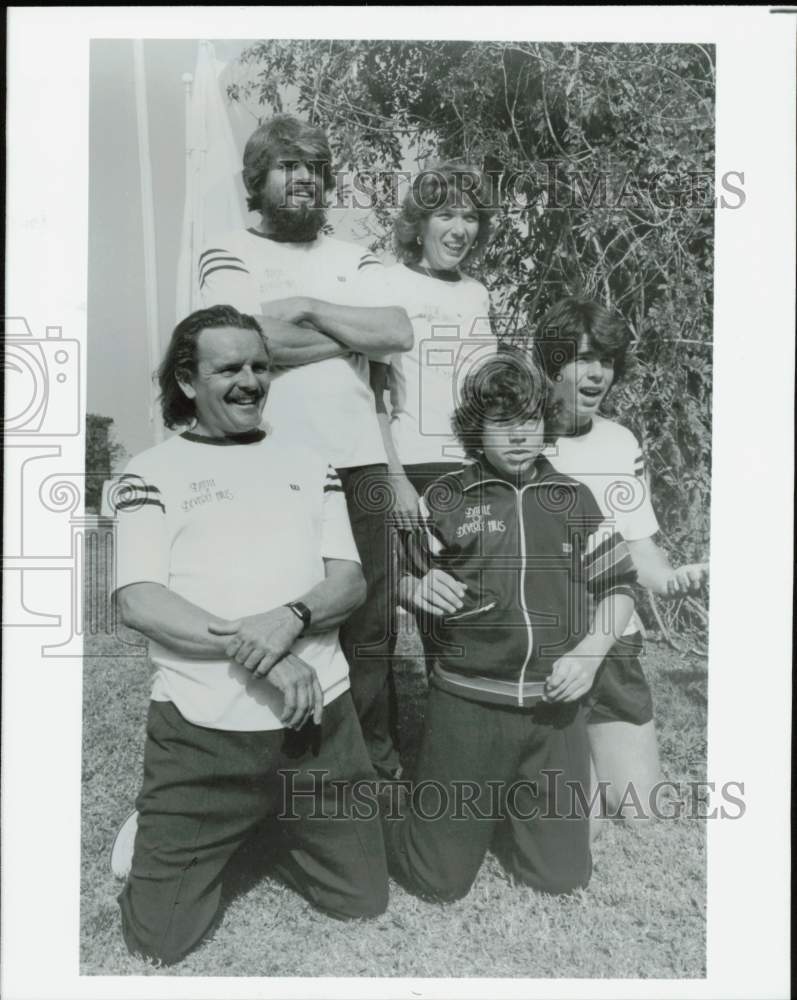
[586, 632, 654, 726]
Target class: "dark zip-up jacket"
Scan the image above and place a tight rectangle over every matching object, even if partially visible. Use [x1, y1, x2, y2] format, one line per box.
[412, 456, 637, 708]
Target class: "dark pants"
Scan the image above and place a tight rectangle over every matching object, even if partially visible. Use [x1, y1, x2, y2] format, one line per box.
[338, 463, 401, 779]
[118, 694, 388, 966]
[383, 687, 592, 902]
[339, 461, 463, 776]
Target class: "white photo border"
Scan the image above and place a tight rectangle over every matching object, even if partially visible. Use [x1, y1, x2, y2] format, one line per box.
[3, 6, 794, 1000]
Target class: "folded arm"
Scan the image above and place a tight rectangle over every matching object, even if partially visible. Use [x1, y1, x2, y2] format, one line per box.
[304, 297, 413, 355]
[117, 559, 365, 729]
[257, 297, 412, 365]
[115, 582, 230, 659]
[256, 309, 350, 367]
[207, 558, 366, 677]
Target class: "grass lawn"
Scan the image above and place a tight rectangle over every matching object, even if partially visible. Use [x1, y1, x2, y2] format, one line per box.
[81, 548, 707, 978]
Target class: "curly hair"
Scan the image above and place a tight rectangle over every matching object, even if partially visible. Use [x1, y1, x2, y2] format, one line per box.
[394, 161, 496, 266]
[242, 114, 334, 213]
[534, 296, 632, 385]
[452, 348, 551, 459]
[157, 306, 269, 430]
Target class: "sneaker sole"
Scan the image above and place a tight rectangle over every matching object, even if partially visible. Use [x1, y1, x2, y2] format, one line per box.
[109, 808, 139, 880]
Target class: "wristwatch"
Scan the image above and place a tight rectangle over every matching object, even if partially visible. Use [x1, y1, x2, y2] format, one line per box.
[284, 600, 312, 634]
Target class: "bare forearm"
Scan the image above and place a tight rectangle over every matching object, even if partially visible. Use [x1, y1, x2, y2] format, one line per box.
[305, 299, 413, 354]
[627, 537, 674, 594]
[373, 362, 405, 475]
[116, 583, 229, 658]
[578, 593, 635, 660]
[260, 320, 350, 367]
[376, 412, 405, 475]
[272, 341, 350, 367]
[295, 560, 367, 633]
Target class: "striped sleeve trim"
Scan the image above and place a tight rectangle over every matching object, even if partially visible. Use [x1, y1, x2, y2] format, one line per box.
[114, 479, 165, 514]
[584, 527, 637, 598]
[324, 465, 344, 494]
[198, 248, 250, 288]
[357, 252, 382, 271]
[115, 497, 166, 513]
[633, 449, 646, 478]
[584, 530, 623, 568]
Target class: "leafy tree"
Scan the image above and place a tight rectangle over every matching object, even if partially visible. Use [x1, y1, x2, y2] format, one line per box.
[85, 414, 128, 513]
[230, 41, 714, 647]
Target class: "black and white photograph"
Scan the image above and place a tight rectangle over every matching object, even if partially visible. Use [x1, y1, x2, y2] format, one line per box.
[2, 8, 794, 999]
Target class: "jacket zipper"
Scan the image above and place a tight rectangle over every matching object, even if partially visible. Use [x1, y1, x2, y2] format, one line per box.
[515, 484, 534, 706]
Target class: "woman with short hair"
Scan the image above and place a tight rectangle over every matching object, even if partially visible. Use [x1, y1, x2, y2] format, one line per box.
[377, 161, 498, 513]
[369, 162, 498, 775]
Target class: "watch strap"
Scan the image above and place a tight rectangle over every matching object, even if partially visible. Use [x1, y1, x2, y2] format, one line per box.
[285, 600, 311, 633]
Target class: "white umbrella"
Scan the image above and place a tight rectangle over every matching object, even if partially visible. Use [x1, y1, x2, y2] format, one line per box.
[175, 40, 246, 322]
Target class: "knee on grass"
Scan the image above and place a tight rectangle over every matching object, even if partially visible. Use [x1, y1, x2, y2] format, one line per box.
[317, 881, 389, 921]
[126, 942, 191, 968]
[120, 916, 202, 968]
[517, 869, 591, 896]
[118, 882, 219, 968]
[409, 870, 475, 904]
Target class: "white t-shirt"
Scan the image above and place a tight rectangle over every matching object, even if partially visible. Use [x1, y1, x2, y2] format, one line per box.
[198, 230, 389, 469]
[113, 428, 360, 731]
[384, 263, 495, 465]
[546, 415, 659, 636]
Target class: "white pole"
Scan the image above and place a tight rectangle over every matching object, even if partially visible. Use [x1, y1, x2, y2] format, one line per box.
[182, 70, 194, 317]
[132, 39, 164, 445]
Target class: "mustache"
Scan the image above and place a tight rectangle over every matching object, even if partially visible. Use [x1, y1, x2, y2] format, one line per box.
[226, 389, 265, 402]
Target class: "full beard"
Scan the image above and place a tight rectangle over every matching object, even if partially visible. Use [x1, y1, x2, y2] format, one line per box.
[262, 203, 327, 243]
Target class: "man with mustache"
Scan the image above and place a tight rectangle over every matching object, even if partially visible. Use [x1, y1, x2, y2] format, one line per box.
[198, 115, 413, 780]
[112, 305, 388, 965]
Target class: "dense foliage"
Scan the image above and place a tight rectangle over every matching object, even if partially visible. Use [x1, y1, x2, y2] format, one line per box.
[230, 41, 714, 645]
[86, 413, 128, 512]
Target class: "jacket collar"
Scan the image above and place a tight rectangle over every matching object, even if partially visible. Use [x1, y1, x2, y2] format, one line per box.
[462, 454, 573, 490]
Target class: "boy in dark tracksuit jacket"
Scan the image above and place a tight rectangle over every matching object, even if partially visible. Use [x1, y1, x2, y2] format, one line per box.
[387, 351, 636, 901]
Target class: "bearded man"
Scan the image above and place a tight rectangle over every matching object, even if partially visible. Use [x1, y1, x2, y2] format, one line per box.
[197, 115, 412, 779]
